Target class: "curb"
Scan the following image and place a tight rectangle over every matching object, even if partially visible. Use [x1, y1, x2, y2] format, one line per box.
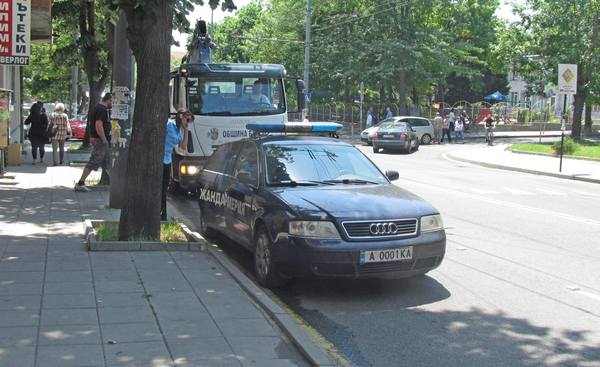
[446, 152, 600, 185]
[185, 231, 335, 367]
[84, 219, 207, 251]
[507, 149, 600, 163]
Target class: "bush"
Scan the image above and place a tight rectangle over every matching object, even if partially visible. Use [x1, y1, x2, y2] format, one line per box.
[552, 137, 578, 155]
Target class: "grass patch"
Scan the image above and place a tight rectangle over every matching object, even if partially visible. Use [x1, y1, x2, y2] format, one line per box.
[67, 143, 92, 153]
[94, 221, 188, 242]
[509, 141, 600, 159]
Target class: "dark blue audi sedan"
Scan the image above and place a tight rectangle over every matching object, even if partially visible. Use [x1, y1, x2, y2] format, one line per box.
[197, 123, 446, 288]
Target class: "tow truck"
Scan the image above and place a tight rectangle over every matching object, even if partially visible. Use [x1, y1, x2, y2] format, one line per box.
[169, 20, 305, 194]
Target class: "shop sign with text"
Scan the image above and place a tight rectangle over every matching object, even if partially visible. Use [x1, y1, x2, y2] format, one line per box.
[0, 0, 31, 66]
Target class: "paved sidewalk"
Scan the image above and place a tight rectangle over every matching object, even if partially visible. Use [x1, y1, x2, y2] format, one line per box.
[0, 152, 312, 367]
[447, 144, 600, 184]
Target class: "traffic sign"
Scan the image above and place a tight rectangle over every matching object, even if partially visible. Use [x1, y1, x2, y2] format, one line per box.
[304, 92, 311, 103]
[558, 64, 577, 95]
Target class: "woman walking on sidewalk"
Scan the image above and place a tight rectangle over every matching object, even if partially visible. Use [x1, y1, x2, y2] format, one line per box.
[49, 103, 72, 166]
[454, 119, 465, 143]
[25, 101, 49, 165]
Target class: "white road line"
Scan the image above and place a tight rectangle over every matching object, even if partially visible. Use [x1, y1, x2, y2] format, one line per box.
[471, 188, 499, 195]
[538, 189, 567, 196]
[397, 179, 600, 227]
[505, 188, 534, 195]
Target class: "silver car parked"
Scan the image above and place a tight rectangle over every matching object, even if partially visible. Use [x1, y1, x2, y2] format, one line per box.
[361, 116, 434, 145]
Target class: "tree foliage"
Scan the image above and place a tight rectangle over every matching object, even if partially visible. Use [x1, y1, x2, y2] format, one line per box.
[212, 0, 506, 110]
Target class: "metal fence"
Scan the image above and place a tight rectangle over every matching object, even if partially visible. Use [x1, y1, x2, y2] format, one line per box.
[291, 99, 571, 130]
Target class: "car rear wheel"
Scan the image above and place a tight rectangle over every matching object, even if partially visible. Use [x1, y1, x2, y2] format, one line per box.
[421, 134, 432, 145]
[405, 140, 412, 154]
[254, 227, 287, 288]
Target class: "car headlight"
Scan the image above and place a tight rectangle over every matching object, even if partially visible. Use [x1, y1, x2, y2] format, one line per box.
[289, 221, 341, 239]
[420, 214, 444, 233]
[180, 165, 201, 175]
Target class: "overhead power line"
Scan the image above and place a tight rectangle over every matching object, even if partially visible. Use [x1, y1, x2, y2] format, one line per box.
[231, 35, 304, 44]
[312, 1, 410, 33]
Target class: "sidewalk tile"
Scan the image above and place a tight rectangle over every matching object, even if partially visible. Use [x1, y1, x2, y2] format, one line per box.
[0, 271, 44, 283]
[217, 318, 278, 338]
[99, 305, 155, 324]
[0, 326, 37, 346]
[0, 346, 35, 367]
[41, 308, 98, 326]
[0, 294, 41, 311]
[95, 292, 147, 308]
[44, 281, 92, 295]
[38, 324, 101, 345]
[45, 270, 92, 283]
[0, 282, 43, 296]
[105, 341, 174, 367]
[161, 320, 222, 343]
[42, 292, 96, 309]
[1, 253, 46, 263]
[45, 261, 90, 272]
[36, 344, 104, 367]
[239, 359, 307, 367]
[204, 301, 264, 320]
[228, 337, 297, 360]
[174, 358, 241, 367]
[93, 270, 140, 282]
[0, 261, 45, 272]
[0, 309, 40, 326]
[169, 338, 236, 363]
[143, 280, 193, 293]
[101, 322, 163, 343]
[94, 280, 144, 293]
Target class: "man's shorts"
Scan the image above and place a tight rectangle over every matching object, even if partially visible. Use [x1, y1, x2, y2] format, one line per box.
[86, 139, 111, 171]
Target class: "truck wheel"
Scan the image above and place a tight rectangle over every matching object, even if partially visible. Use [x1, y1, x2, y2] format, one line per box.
[254, 227, 287, 288]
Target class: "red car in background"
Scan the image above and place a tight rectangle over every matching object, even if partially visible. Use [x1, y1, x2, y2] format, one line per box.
[69, 115, 87, 140]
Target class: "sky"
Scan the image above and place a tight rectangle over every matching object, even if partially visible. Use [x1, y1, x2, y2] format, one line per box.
[172, 0, 522, 53]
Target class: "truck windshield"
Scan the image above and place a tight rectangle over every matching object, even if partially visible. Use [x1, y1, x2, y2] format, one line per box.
[187, 76, 285, 116]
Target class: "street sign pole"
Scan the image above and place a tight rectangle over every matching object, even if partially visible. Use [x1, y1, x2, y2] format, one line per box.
[557, 64, 577, 173]
[559, 94, 566, 172]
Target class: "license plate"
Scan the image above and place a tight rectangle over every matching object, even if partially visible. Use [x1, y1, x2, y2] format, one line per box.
[360, 247, 413, 264]
[383, 134, 394, 138]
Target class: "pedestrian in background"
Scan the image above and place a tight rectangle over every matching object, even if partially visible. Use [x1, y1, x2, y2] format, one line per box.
[441, 114, 451, 143]
[24, 101, 49, 165]
[49, 103, 72, 166]
[454, 118, 464, 143]
[433, 112, 443, 144]
[74, 93, 113, 192]
[366, 108, 373, 127]
[386, 107, 393, 119]
[448, 108, 456, 135]
[161, 108, 191, 221]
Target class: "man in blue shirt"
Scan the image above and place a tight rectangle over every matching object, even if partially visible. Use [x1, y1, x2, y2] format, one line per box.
[161, 108, 191, 220]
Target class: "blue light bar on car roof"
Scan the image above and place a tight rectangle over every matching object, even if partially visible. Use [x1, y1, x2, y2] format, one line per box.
[246, 122, 343, 134]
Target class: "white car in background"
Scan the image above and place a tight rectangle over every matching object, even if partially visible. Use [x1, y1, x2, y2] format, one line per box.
[361, 116, 434, 145]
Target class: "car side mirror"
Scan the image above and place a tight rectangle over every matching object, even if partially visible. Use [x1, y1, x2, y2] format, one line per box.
[385, 170, 399, 181]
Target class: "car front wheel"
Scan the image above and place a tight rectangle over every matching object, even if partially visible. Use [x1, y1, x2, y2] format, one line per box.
[254, 228, 287, 288]
[198, 203, 217, 239]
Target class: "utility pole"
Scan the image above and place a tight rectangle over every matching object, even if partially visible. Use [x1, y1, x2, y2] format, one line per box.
[302, 0, 312, 120]
[70, 32, 78, 117]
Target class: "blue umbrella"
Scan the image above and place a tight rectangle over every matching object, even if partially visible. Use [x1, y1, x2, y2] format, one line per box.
[483, 91, 508, 102]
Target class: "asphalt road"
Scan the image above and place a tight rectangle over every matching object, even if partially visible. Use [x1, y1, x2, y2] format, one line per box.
[171, 138, 600, 367]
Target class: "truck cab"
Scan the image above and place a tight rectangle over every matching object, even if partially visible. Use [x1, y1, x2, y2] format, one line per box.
[169, 63, 304, 194]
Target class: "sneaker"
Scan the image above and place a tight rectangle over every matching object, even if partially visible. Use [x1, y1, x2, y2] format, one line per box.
[74, 183, 92, 192]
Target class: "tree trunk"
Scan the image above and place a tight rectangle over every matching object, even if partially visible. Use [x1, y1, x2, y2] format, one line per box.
[572, 92, 586, 141]
[411, 87, 418, 107]
[398, 68, 407, 114]
[119, 0, 172, 240]
[584, 103, 592, 134]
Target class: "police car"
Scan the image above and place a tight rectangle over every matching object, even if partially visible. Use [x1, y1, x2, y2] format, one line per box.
[197, 122, 446, 288]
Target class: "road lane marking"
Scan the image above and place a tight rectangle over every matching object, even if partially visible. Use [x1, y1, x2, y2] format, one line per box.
[505, 188, 534, 195]
[538, 189, 567, 196]
[396, 178, 600, 227]
[471, 188, 499, 195]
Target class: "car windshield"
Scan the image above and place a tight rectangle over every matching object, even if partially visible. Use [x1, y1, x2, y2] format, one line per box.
[263, 143, 388, 185]
[186, 75, 285, 116]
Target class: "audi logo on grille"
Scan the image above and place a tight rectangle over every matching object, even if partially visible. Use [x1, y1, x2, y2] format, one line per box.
[369, 222, 398, 235]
